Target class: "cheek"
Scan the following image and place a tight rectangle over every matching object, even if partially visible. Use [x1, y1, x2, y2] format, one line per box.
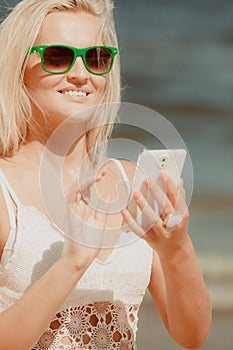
[24, 58, 42, 91]
[24, 75, 61, 103]
[94, 76, 107, 94]
[24, 69, 44, 98]
[24, 59, 62, 95]
[24, 67, 34, 92]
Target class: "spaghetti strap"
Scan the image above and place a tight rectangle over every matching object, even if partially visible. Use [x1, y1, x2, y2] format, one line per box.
[0, 180, 17, 229]
[0, 170, 19, 267]
[0, 170, 21, 207]
[110, 158, 132, 197]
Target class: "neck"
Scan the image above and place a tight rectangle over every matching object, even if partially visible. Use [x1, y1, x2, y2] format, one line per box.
[18, 122, 89, 175]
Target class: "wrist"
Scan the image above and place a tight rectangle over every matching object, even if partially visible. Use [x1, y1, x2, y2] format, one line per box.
[157, 234, 194, 263]
[58, 256, 89, 277]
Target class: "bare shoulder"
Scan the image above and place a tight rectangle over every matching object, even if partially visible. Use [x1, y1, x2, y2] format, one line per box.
[0, 158, 16, 258]
[0, 156, 25, 222]
[0, 193, 11, 258]
[0, 157, 19, 178]
[118, 159, 136, 183]
[102, 158, 136, 180]
[99, 158, 136, 201]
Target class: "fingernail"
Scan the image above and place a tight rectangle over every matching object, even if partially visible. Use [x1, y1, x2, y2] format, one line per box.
[144, 178, 151, 188]
[133, 190, 140, 200]
[96, 173, 104, 181]
[160, 171, 167, 181]
[96, 170, 106, 180]
[121, 209, 127, 216]
[100, 169, 107, 176]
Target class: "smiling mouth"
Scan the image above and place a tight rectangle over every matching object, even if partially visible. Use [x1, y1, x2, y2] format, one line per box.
[59, 90, 89, 97]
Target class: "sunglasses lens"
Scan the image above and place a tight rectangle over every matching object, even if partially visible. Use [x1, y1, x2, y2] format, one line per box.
[86, 47, 113, 74]
[43, 46, 74, 73]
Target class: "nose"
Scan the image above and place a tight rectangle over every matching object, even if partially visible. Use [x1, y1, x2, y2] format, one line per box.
[66, 56, 89, 83]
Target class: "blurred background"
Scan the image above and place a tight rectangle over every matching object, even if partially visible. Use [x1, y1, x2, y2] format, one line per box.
[1, 0, 233, 349]
[113, 1, 233, 349]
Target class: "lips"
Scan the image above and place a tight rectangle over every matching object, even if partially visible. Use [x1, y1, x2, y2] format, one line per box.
[58, 88, 90, 97]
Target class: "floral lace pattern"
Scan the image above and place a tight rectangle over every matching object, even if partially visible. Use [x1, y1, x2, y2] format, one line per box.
[32, 302, 138, 350]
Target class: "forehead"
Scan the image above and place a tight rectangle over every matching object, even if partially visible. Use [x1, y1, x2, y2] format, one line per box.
[36, 11, 102, 47]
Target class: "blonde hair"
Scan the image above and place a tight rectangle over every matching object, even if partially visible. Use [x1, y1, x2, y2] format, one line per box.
[0, 0, 121, 157]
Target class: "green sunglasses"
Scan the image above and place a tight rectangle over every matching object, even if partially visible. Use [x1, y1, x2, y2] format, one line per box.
[29, 44, 118, 75]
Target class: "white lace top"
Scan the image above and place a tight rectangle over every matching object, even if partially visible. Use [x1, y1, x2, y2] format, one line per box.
[0, 160, 153, 350]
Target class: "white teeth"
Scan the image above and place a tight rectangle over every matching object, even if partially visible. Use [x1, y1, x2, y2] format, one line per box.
[64, 91, 87, 97]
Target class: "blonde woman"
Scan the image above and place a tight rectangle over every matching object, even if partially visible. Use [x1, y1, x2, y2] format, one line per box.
[0, 1, 211, 349]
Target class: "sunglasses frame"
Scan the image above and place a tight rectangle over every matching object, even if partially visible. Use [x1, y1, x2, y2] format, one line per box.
[29, 44, 118, 75]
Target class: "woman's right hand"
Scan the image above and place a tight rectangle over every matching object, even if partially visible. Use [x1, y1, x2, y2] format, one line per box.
[61, 169, 110, 271]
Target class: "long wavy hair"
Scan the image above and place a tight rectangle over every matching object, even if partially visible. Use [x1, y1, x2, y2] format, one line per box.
[0, 0, 121, 158]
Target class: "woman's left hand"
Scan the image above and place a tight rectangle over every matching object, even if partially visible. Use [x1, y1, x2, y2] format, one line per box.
[121, 173, 190, 257]
[121, 171, 212, 349]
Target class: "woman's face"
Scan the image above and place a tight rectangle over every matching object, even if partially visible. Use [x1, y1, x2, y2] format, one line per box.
[24, 11, 107, 130]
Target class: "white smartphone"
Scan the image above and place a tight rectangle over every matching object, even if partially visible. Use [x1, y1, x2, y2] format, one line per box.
[122, 149, 187, 230]
[134, 148, 186, 189]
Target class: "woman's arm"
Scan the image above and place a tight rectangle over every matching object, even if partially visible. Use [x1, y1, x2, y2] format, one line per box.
[148, 238, 211, 349]
[0, 171, 108, 350]
[0, 258, 87, 350]
[121, 168, 211, 350]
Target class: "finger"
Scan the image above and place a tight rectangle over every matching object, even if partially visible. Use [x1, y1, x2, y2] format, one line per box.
[174, 180, 189, 220]
[134, 190, 168, 239]
[96, 168, 107, 178]
[68, 193, 89, 223]
[121, 208, 145, 237]
[163, 173, 180, 207]
[84, 169, 107, 202]
[178, 178, 187, 202]
[79, 170, 106, 193]
[91, 194, 112, 248]
[132, 190, 160, 228]
[145, 177, 173, 220]
[66, 183, 80, 204]
[68, 170, 106, 205]
[158, 175, 189, 231]
[79, 193, 111, 246]
[94, 193, 112, 228]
